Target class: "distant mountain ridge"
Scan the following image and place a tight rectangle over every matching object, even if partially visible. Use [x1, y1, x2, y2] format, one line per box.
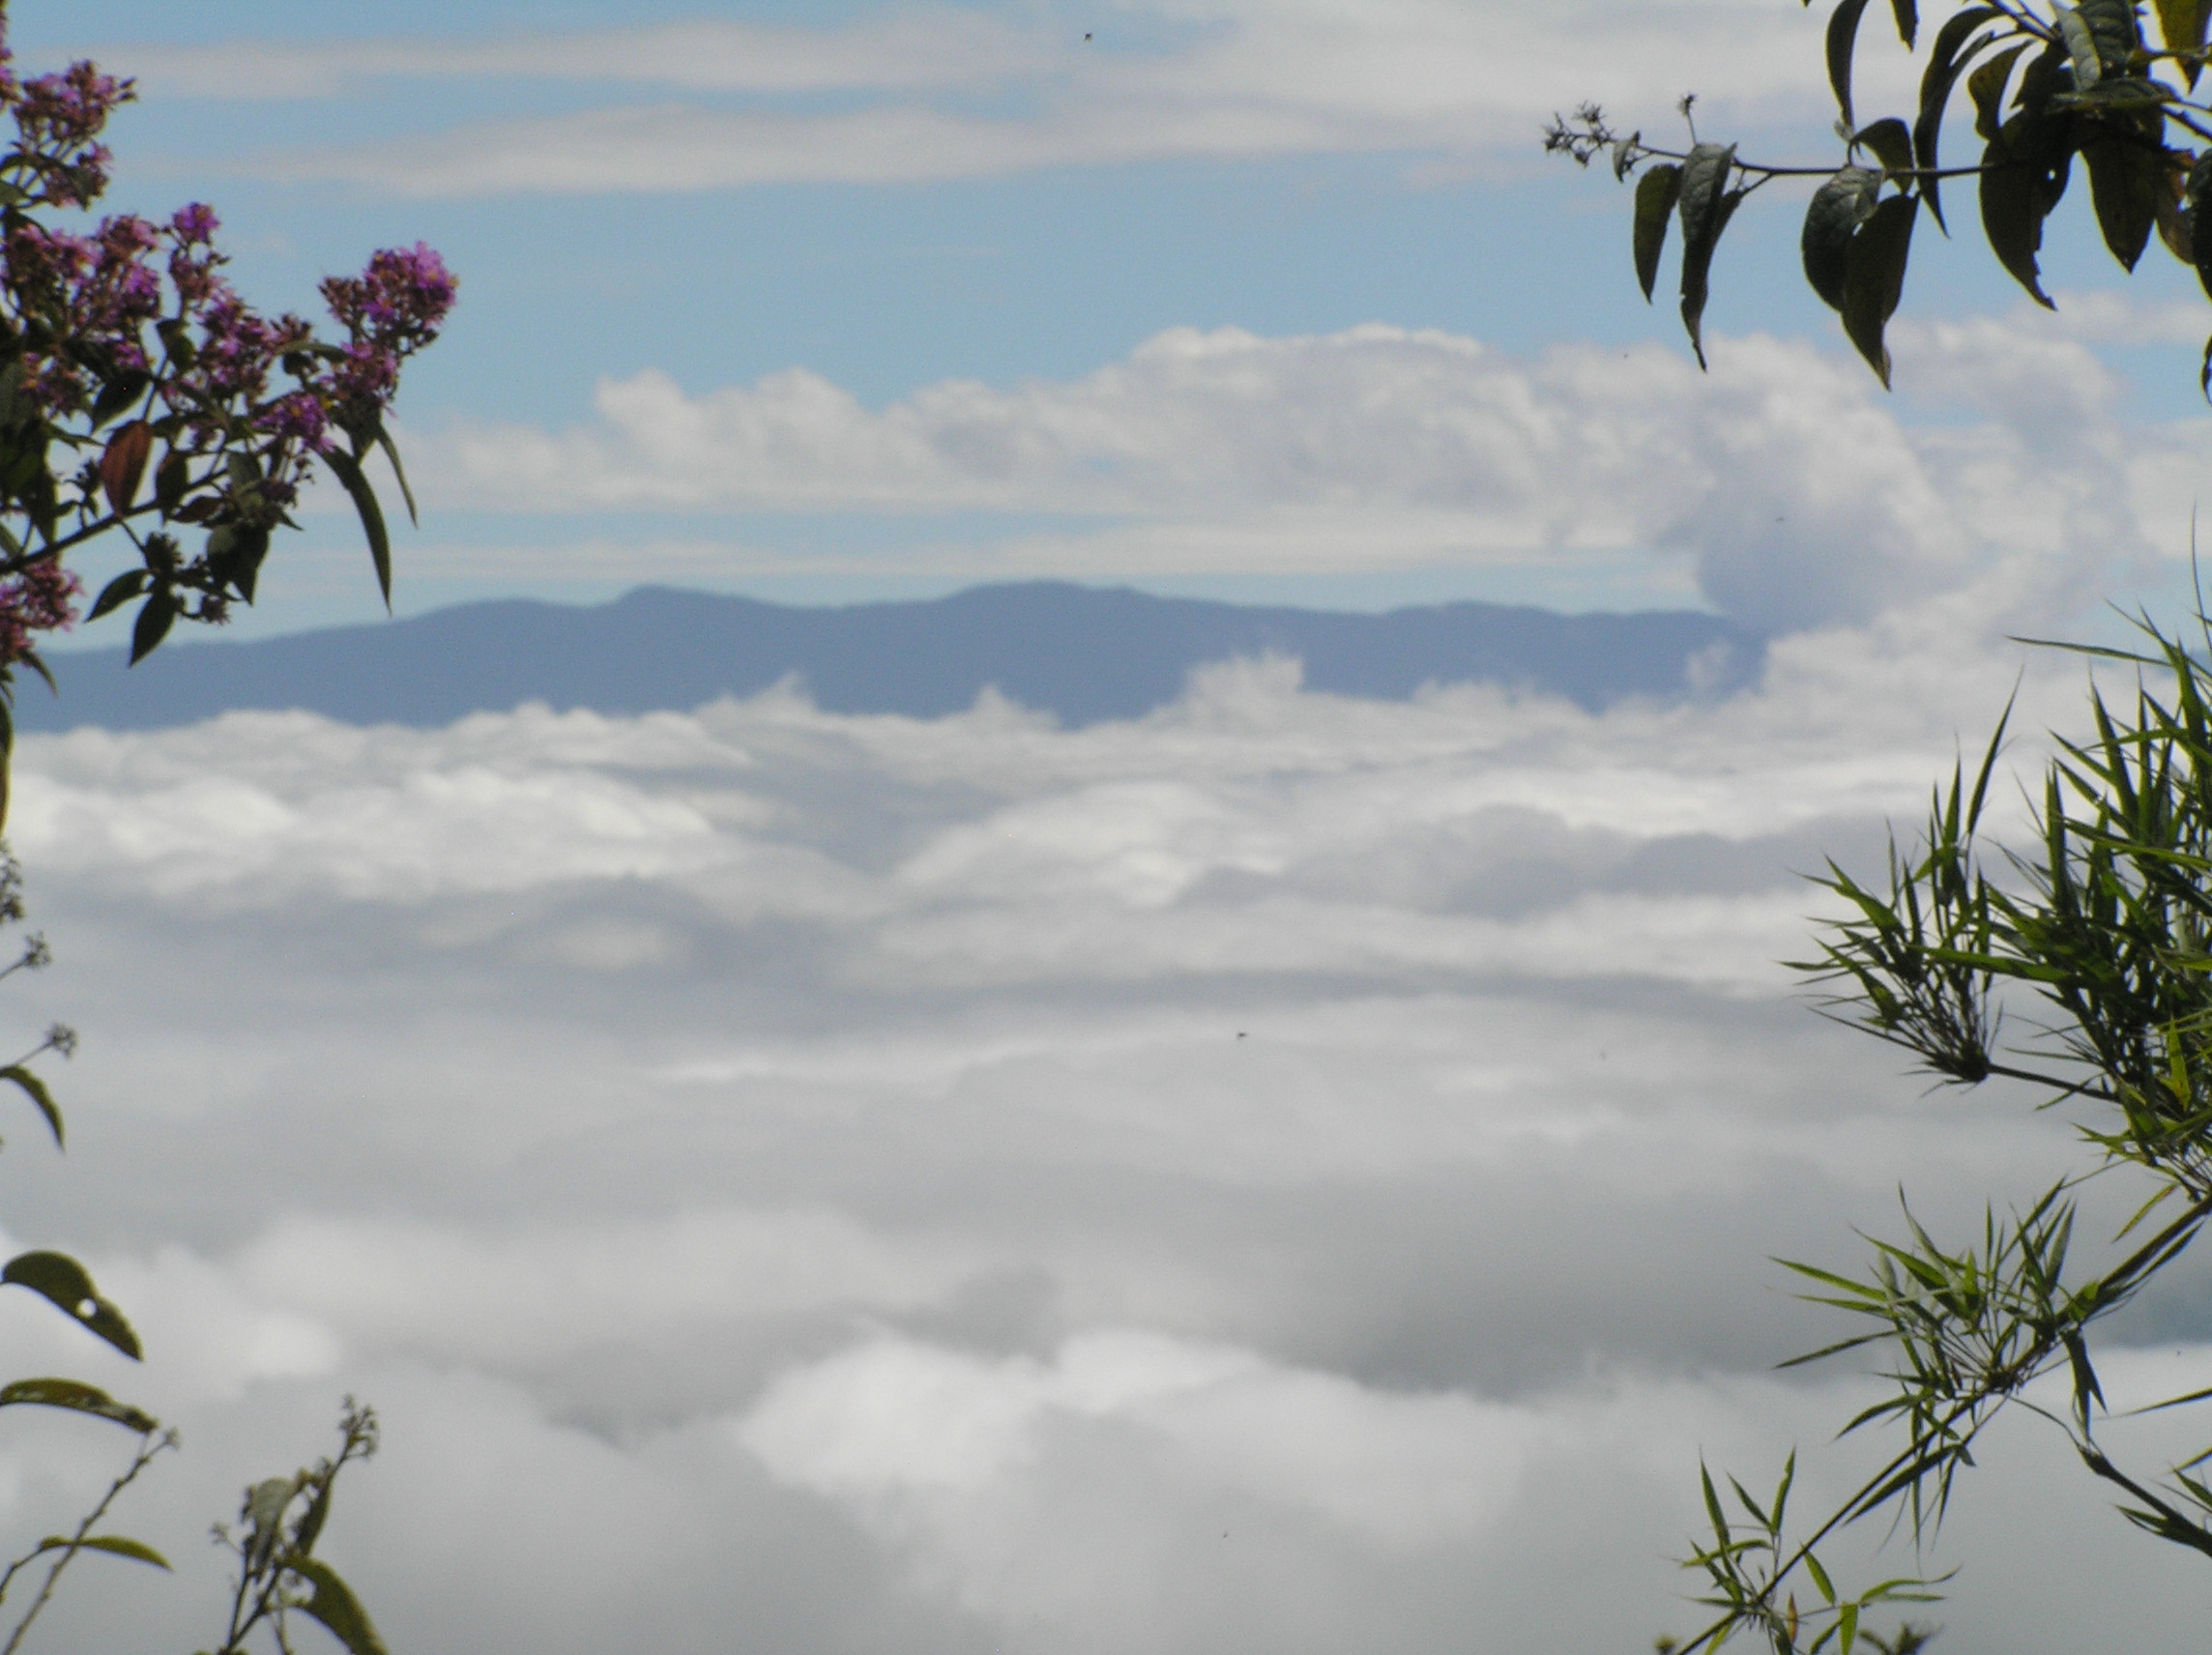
[15, 583, 1764, 734]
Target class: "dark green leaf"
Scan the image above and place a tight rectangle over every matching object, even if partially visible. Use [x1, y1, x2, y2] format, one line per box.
[1980, 113, 2072, 306]
[1828, 0, 1875, 131]
[1803, 166, 1883, 309]
[2082, 119, 2162, 270]
[0, 1379, 157, 1434]
[0, 1252, 140, 1360]
[88, 370, 149, 431]
[0, 1066, 61, 1148]
[320, 448, 393, 610]
[128, 590, 177, 667]
[2056, 5, 2104, 88]
[2189, 150, 2212, 300]
[2081, 0, 2142, 72]
[1854, 117, 1913, 175]
[1890, 0, 1917, 47]
[1969, 42, 2031, 139]
[1676, 143, 1739, 369]
[2156, 0, 2212, 53]
[289, 1557, 389, 1655]
[28, 1534, 169, 1570]
[85, 568, 148, 624]
[153, 452, 187, 517]
[1633, 162, 1683, 301]
[1844, 193, 1919, 387]
[1914, 10, 2001, 233]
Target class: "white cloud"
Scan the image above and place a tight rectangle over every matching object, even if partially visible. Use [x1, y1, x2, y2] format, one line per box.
[425, 316, 2204, 632]
[113, 0, 1868, 190]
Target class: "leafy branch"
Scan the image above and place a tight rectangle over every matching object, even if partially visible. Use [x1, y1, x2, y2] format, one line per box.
[1548, 0, 2212, 389]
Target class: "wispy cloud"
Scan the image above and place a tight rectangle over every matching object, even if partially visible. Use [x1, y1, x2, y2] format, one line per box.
[102, 1, 1867, 191]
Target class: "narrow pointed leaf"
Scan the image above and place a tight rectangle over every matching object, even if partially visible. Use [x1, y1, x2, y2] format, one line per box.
[127, 590, 177, 666]
[0, 1379, 156, 1434]
[0, 1252, 139, 1359]
[85, 568, 149, 624]
[1890, 0, 1916, 46]
[1828, 0, 1875, 131]
[1676, 144, 1740, 368]
[2156, 0, 2211, 54]
[28, 1535, 168, 1570]
[289, 1557, 390, 1655]
[2188, 151, 2212, 300]
[320, 448, 393, 610]
[0, 1066, 60, 1148]
[1969, 42, 2030, 139]
[372, 428, 420, 527]
[1843, 192, 1918, 386]
[1633, 162, 1683, 301]
[1914, 9, 2000, 232]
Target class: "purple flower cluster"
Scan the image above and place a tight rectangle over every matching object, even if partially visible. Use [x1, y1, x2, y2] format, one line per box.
[0, 15, 451, 672]
[0, 559, 78, 662]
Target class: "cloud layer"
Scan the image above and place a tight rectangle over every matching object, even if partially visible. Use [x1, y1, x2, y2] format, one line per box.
[422, 310, 2206, 633]
[0, 617, 2198, 1651]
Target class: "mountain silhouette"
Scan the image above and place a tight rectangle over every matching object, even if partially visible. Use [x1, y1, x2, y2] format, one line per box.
[16, 582, 1763, 733]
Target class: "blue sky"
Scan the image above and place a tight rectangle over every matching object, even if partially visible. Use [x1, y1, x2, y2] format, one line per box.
[35, 0, 2212, 638]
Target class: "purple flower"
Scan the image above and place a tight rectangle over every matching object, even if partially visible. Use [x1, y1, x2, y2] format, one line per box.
[168, 202, 218, 246]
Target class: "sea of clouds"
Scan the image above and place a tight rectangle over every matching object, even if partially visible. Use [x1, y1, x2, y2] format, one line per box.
[0, 597, 2199, 1652]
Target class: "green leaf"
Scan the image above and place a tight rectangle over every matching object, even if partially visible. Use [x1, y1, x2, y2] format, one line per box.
[153, 452, 188, 518]
[1913, 9, 2001, 233]
[27, 1534, 169, 1570]
[1980, 112, 2072, 306]
[1806, 1551, 1837, 1606]
[85, 568, 148, 624]
[1890, 0, 1916, 47]
[1633, 163, 1683, 301]
[128, 590, 177, 667]
[1838, 1600, 1859, 1655]
[320, 448, 393, 610]
[2055, 5, 2104, 89]
[372, 427, 420, 528]
[1828, 0, 1875, 131]
[2189, 151, 2212, 300]
[1853, 117, 1913, 176]
[0, 1379, 156, 1434]
[2082, 119, 2163, 270]
[1803, 167, 1883, 310]
[2081, 0, 2142, 72]
[289, 1557, 390, 1655]
[87, 370, 149, 431]
[0, 1065, 60, 1148]
[0, 1252, 140, 1360]
[2156, 0, 2212, 53]
[1843, 192, 1918, 387]
[1676, 143, 1740, 369]
[1968, 42, 2031, 139]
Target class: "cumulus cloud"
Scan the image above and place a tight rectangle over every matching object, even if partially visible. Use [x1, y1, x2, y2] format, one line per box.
[425, 314, 2204, 633]
[111, 0, 1860, 191]
[0, 615, 2190, 1652]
